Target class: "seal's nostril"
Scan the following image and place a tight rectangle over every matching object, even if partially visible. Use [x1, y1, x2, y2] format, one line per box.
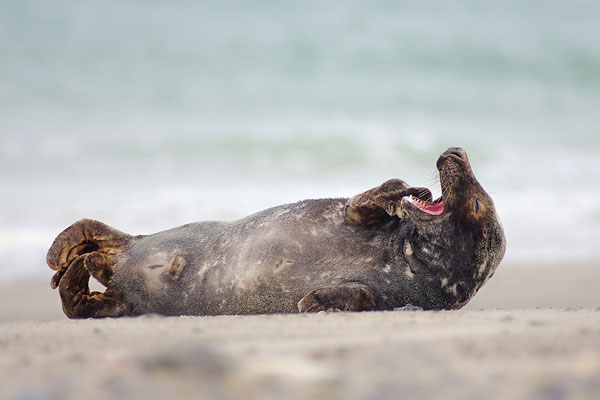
[443, 147, 467, 161]
[447, 147, 465, 159]
[437, 147, 467, 169]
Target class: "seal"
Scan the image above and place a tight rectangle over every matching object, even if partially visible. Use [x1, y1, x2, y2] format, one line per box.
[47, 147, 506, 318]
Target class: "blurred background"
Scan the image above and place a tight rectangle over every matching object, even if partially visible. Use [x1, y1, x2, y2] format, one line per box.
[1, 0, 599, 281]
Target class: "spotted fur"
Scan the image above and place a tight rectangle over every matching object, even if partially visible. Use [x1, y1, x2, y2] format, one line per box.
[47, 147, 506, 318]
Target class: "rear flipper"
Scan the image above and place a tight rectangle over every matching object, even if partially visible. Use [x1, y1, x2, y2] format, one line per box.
[298, 283, 377, 313]
[47, 219, 132, 319]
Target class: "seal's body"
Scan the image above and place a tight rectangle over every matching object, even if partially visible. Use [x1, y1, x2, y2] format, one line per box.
[47, 147, 506, 318]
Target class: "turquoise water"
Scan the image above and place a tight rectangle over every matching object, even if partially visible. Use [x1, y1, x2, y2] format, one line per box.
[1, 1, 599, 279]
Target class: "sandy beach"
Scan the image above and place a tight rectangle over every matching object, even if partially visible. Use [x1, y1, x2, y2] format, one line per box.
[1, 263, 599, 400]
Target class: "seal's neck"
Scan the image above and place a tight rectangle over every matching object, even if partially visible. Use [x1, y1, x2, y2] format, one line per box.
[405, 218, 460, 271]
[400, 217, 484, 309]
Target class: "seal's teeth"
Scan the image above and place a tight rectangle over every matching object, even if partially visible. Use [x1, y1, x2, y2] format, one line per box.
[405, 194, 443, 216]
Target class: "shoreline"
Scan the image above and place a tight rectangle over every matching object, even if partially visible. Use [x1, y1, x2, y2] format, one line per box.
[1, 262, 598, 322]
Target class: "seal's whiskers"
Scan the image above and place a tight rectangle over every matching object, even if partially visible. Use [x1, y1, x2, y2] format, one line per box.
[426, 171, 442, 199]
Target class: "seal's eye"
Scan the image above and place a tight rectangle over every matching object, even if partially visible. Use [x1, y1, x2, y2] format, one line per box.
[474, 199, 480, 213]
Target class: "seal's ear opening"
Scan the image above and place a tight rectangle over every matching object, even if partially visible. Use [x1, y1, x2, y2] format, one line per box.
[47, 219, 132, 318]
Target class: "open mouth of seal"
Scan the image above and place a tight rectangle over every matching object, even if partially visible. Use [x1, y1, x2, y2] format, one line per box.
[405, 195, 444, 216]
[401, 147, 469, 217]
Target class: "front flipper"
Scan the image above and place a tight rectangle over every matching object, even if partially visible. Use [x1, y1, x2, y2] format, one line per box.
[298, 283, 377, 313]
[344, 179, 432, 225]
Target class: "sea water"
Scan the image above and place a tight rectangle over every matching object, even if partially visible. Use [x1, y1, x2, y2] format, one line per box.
[1, 1, 599, 280]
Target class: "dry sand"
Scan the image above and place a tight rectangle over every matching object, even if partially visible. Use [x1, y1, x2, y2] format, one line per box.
[1, 263, 599, 399]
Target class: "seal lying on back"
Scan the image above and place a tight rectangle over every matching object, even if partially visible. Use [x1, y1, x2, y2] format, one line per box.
[47, 147, 505, 318]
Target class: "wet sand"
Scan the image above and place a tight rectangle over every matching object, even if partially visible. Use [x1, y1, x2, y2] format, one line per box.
[1, 264, 599, 399]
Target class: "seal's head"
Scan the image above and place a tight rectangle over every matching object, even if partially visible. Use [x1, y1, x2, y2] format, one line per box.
[401, 147, 506, 308]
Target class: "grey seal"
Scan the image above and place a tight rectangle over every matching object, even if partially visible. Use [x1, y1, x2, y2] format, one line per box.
[47, 147, 506, 318]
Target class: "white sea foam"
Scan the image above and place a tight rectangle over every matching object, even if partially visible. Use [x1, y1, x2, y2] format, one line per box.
[1, 1, 599, 280]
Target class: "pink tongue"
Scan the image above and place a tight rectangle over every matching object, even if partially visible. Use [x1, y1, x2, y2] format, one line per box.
[427, 200, 444, 215]
[412, 197, 444, 215]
